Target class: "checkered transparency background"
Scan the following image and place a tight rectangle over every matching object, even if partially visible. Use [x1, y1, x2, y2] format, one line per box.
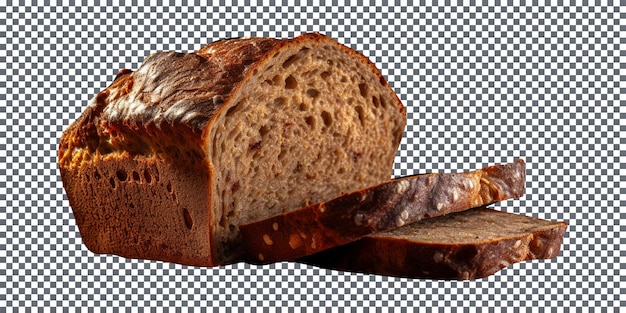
[0, 1, 623, 311]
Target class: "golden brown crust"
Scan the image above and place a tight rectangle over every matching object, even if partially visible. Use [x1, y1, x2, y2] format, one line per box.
[59, 154, 213, 266]
[58, 33, 407, 266]
[59, 37, 282, 168]
[301, 208, 568, 280]
[240, 160, 526, 264]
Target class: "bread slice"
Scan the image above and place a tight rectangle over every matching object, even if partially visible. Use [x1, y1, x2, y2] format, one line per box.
[240, 159, 526, 264]
[57, 33, 406, 266]
[301, 207, 567, 280]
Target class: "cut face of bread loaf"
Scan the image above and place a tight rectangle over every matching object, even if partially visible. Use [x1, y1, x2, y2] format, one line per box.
[301, 207, 568, 280]
[240, 160, 526, 264]
[58, 33, 406, 266]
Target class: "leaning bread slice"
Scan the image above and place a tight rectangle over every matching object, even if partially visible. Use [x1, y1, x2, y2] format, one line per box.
[240, 159, 526, 263]
[58, 33, 407, 266]
[300, 207, 567, 280]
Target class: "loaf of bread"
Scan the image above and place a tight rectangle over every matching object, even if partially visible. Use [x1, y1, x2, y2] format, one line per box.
[58, 33, 407, 266]
[240, 160, 526, 264]
[301, 207, 568, 280]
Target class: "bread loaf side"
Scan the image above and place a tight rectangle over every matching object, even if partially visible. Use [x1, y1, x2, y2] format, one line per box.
[58, 33, 406, 266]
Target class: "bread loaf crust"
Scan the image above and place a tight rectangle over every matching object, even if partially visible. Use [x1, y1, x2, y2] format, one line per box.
[58, 33, 406, 266]
[58, 37, 283, 266]
[240, 160, 526, 263]
[301, 207, 568, 280]
[58, 37, 281, 166]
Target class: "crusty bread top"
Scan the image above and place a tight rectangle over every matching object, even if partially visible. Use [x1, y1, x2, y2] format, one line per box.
[101, 37, 281, 130]
[58, 33, 404, 169]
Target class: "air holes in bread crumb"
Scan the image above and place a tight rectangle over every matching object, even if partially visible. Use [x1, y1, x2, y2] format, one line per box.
[219, 205, 227, 227]
[320, 71, 331, 80]
[132, 171, 140, 182]
[94, 170, 101, 180]
[273, 97, 286, 107]
[372, 96, 380, 108]
[321, 111, 332, 127]
[166, 182, 173, 193]
[380, 97, 387, 108]
[109, 177, 116, 189]
[355, 106, 365, 126]
[277, 148, 287, 162]
[305, 116, 315, 129]
[249, 141, 262, 151]
[358, 83, 368, 98]
[259, 125, 270, 137]
[143, 169, 152, 184]
[272, 75, 282, 85]
[282, 48, 309, 68]
[282, 55, 299, 68]
[182, 208, 193, 230]
[293, 162, 303, 173]
[299, 102, 309, 111]
[285, 75, 297, 89]
[306, 89, 320, 98]
[116, 169, 127, 181]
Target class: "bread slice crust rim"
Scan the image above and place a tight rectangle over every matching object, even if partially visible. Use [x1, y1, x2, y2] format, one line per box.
[240, 159, 526, 264]
[300, 207, 568, 280]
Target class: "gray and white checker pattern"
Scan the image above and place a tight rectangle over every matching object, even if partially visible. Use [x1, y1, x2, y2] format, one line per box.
[1, 1, 623, 311]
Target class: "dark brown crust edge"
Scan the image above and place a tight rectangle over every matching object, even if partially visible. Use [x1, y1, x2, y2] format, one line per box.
[300, 208, 568, 280]
[240, 160, 526, 264]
